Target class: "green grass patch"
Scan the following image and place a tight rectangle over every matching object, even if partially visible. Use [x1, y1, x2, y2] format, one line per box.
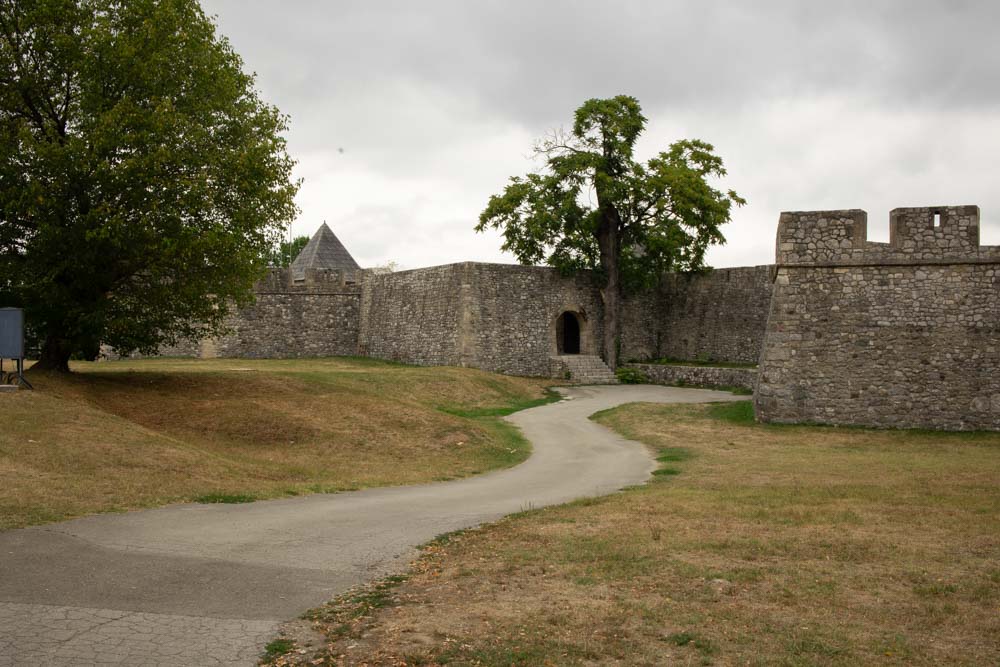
[656, 447, 692, 463]
[707, 399, 755, 425]
[437, 387, 563, 418]
[261, 639, 294, 661]
[194, 492, 256, 504]
[666, 630, 717, 655]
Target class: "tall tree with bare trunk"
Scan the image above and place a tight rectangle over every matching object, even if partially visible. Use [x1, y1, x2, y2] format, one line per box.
[477, 95, 744, 369]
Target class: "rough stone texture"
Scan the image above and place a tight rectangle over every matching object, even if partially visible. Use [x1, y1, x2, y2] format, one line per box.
[626, 362, 757, 392]
[107, 267, 361, 361]
[652, 266, 773, 365]
[357, 262, 770, 377]
[358, 264, 467, 367]
[756, 206, 1000, 431]
[211, 268, 360, 359]
[553, 355, 618, 384]
[128, 260, 773, 376]
[464, 263, 605, 376]
[359, 262, 605, 376]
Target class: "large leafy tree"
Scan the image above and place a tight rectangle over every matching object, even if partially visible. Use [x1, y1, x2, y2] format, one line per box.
[0, 0, 299, 371]
[477, 96, 744, 369]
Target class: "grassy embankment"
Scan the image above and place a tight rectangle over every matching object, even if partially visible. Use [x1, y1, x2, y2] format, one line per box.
[270, 401, 1000, 666]
[0, 357, 556, 531]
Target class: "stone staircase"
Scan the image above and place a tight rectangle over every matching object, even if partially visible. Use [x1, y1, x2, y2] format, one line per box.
[551, 354, 618, 384]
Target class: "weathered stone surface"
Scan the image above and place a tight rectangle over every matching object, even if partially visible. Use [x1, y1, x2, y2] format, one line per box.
[626, 363, 757, 392]
[756, 206, 1000, 431]
[213, 268, 360, 359]
[359, 263, 606, 376]
[129, 262, 775, 379]
[619, 267, 772, 365]
[358, 262, 773, 377]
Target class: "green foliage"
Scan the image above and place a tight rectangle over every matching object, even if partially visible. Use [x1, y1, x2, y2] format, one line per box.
[615, 366, 648, 384]
[477, 95, 743, 368]
[476, 95, 744, 289]
[268, 235, 309, 267]
[0, 0, 300, 369]
[261, 639, 294, 661]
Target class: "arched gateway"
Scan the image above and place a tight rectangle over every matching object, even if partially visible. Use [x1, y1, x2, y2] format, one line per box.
[556, 311, 582, 355]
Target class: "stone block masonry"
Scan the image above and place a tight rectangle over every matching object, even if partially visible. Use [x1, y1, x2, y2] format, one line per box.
[358, 264, 467, 367]
[211, 268, 361, 359]
[654, 266, 772, 365]
[625, 363, 757, 393]
[755, 206, 1000, 431]
[359, 262, 605, 376]
[359, 262, 771, 377]
[141, 267, 362, 360]
[143, 260, 775, 379]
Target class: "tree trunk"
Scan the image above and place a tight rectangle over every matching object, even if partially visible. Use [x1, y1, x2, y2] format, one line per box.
[33, 334, 72, 373]
[596, 211, 622, 370]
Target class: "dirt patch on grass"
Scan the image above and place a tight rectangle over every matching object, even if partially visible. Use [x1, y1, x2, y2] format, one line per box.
[267, 401, 1000, 666]
[0, 358, 554, 530]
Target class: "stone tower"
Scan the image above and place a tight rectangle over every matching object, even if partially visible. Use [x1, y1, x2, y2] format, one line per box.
[290, 223, 361, 281]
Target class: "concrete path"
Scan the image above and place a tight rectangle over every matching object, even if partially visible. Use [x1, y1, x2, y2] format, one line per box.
[0, 385, 739, 666]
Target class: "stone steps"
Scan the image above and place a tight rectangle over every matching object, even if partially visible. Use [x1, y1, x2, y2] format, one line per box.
[551, 354, 618, 384]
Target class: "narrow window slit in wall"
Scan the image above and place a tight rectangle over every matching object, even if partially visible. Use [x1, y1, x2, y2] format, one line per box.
[933, 212, 941, 228]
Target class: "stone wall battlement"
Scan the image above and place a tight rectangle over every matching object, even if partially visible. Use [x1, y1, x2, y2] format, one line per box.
[254, 267, 362, 294]
[758, 203, 1000, 431]
[777, 205, 1000, 266]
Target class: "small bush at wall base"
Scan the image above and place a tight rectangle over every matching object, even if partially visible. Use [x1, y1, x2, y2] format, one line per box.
[615, 367, 648, 384]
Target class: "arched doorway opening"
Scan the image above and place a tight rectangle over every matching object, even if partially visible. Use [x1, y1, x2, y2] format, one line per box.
[556, 311, 581, 354]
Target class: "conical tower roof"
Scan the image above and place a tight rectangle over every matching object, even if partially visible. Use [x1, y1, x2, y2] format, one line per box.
[290, 223, 361, 279]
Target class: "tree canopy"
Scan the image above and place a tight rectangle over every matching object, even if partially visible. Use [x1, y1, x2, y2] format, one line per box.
[269, 235, 310, 268]
[477, 95, 744, 368]
[0, 0, 299, 371]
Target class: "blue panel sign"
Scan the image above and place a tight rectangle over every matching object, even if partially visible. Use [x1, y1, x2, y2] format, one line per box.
[0, 308, 24, 359]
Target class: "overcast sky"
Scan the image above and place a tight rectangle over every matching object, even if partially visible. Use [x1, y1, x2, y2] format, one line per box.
[201, 0, 1000, 270]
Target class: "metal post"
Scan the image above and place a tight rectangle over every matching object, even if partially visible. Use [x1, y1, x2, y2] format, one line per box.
[16, 358, 31, 389]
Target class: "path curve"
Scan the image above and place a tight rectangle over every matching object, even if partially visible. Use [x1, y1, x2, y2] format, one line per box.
[0, 385, 739, 666]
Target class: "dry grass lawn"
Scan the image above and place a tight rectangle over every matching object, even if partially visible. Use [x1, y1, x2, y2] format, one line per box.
[0, 357, 554, 530]
[270, 400, 1000, 666]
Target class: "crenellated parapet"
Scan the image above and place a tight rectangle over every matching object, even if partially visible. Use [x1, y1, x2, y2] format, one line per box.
[759, 203, 1000, 432]
[776, 205, 1000, 266]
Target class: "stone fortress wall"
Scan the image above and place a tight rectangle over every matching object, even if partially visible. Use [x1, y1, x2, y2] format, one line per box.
[145, 203, 1000, 431]
[169, 260, 772, 374]
[361, 262, 607, 377]
[755, 206, 1000, 431]
[357, 261, 773, 376]
[636, 266, 773, 365]
[157, 268, 362, 359]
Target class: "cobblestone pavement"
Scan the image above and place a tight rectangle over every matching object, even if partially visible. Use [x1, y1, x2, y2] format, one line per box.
[0, 385, 739, 665]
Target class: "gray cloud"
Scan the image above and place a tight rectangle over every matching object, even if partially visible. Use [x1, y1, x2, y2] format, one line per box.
[202, 0, 1000, 268]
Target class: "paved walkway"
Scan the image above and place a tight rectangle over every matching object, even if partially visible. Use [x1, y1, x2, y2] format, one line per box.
[0, 385, 739, 666]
